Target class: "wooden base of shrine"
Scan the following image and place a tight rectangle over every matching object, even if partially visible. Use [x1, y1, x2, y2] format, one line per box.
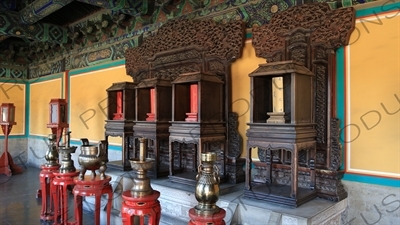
[168, 171, 198, 186]
[0, 150, 23, 176]
[188, 208, 226, 225]
[244, 183, 317, 208]
[169, 171, 228, 186]
[107, 160, 132, 171]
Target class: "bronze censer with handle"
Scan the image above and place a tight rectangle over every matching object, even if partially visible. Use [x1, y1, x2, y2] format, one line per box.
[77, 138, 108, 180]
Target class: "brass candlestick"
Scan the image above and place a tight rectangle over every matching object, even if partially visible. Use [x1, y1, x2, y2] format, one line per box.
[58, 131, 77, 173]
[194, 152, 221, 215]
[44, 134, 59, 167]
[129, 138, 154, 197]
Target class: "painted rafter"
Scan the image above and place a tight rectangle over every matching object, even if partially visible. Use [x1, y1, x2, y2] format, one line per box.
[77, 0, 155, 16]
[0, 11, 68, 44]
[19, 0, 74, 24]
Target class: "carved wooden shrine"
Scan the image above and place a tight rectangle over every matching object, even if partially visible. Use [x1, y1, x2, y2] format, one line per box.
[133, 77, 172, 178]
[246, 61, 317, 207]
[125, 18, 245, 183]
[169, 71, 226, 185]
[245, 3, 355, 205]
[104, 82, 136, 171]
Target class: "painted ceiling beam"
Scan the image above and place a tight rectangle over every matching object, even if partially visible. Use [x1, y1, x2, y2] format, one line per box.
[19, 0, 74, 24]
[77, 0, 153, 15]
[0, 11, 68, 44]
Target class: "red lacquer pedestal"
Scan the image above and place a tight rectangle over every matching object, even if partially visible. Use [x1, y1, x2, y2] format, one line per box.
[121, 190, 161, 225]
[73, 175, 113, 225]
[38, 164, 60, 221]
[52, 171, 80, 225]
[188, 208, 226, 225]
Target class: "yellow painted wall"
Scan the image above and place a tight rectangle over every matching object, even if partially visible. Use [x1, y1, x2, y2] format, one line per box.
[231, 40, 266, 158]
[30, 78, 62, 136]
[69, 66, 132, 144]
[0, 82, 25, 135]
[346, 12, 400, 178]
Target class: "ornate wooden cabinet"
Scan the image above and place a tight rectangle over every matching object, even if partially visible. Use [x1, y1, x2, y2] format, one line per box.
[245, 61, 317, 207]
[104, 82, 136, 171]
[125, 18, 245, 184]
[245, 3, 356, 205]
[133, 77, 172, 178]
[168, 71, 226, 185]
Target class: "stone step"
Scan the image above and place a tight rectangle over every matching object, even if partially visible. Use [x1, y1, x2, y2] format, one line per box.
[81, 170, 347, 225]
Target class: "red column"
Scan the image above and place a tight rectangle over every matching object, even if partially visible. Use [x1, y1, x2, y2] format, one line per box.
[113, 91, 123, 120]
[146, 88, 156, 121]
[186, 84, 198, 122]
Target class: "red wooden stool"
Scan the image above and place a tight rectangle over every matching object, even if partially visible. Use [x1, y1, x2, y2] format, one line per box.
[121, 190, 161, 225]
[52, 171, 80, 225]
[38, 164, 60, 221]
[188, 208, 226, 225]
[73, 175, 113, 225]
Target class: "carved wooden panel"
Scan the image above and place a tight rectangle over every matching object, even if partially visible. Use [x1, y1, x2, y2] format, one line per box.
[125, 17, 246, 183]
[251, 3, 355, 169]
[125, 18, 245, 83]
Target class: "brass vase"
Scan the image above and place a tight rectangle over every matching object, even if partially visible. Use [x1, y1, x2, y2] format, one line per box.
[45, 134, 59, 167]
[194, 152, 221, 215]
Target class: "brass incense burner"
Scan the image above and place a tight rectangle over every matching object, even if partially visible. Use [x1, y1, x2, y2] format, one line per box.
[129, 138, 154, 197]
[44, 134, 59, 167]
[78, 138, 108, 180]
[58, 131, 77, 173]
[194, 152, 221, 215]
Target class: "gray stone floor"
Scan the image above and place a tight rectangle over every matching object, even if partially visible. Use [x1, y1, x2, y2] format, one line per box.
[0, 166, 96, 225]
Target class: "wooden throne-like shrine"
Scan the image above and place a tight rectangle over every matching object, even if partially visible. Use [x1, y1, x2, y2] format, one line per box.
[125, 18, 245, 183]
[245, 3, 355, 206]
